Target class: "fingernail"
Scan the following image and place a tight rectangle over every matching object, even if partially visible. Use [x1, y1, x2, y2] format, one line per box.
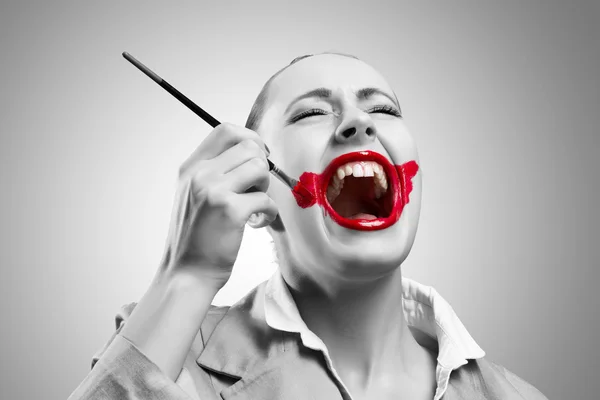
[265, 144, 271, 156]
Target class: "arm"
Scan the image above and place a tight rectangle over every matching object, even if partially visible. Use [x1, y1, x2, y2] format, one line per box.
[67, 297, 211, 400]
[119, 275, 219, 381]
[69, 285, 223, 400]
[68, 123, 274, 399]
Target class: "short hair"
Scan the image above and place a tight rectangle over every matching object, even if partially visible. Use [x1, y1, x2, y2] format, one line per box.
[244, 52, 360, 132]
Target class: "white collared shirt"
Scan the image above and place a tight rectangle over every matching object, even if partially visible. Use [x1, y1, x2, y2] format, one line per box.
[263, 269, 486, 400]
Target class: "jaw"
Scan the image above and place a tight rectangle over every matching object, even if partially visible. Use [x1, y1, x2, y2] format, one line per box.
[280, 194, 420, 282]
[324, 203, 417, 269]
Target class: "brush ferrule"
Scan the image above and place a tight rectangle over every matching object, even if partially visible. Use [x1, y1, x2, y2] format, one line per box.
[270, 165, 298, 189]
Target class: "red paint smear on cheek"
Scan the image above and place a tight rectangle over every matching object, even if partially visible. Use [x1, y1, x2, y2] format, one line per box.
[292, 160, 419, 231]
[292, 172, 319, 208]
[396, 160, 419, 206]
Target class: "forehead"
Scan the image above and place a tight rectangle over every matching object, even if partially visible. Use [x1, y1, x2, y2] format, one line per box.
[268, 54, 394, 107]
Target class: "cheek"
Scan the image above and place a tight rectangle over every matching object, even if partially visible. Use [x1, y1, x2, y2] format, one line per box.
[398, 170, 422, 252]
[268, 177, 319, 232]
[280, 130, 330, 176]
[378, 123, 419, 163]
[273, 197, 330, 266]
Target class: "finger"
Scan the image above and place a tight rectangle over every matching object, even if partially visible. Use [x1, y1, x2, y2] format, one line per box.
[229, 192, 278, 226]
[209, 123, 268, 158]
[221, 156, 271, 194]
[209, 139, 268, 175]
[180, 124, 268, 176]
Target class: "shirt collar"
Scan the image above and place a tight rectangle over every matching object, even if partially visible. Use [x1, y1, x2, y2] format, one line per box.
[264, 268, 485, 396]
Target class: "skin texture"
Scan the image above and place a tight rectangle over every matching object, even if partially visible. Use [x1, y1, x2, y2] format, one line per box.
[255, 54, 435, 399]
[118, 54, 435, 400]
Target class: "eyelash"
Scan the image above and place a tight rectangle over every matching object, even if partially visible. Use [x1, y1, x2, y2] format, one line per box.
[369, 105, 402, 118]
[289, 105, 402, 124]
[289, 108, 329, 123]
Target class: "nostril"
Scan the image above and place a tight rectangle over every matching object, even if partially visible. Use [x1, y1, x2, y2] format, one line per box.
[342, 127, 356, 138]
[366, 127, 374, 136]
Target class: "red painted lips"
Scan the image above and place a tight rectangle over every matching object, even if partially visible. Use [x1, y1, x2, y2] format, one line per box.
[292, 151, 419, 231]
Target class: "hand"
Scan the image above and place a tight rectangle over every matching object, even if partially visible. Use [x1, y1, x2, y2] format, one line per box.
[158, 123, 277, 290]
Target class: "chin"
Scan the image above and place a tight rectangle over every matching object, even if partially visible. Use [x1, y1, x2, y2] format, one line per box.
[283, 204, 420, 282]
[325, 217, 419, 280]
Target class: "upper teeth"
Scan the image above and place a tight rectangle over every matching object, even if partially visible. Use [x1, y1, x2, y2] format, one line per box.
[327, 161, 388, 204]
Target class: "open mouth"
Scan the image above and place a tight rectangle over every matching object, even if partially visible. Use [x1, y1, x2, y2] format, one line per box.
[320, 151, 404, 230]
[291, 151, 418, 231]
[326, 160, 393, 221]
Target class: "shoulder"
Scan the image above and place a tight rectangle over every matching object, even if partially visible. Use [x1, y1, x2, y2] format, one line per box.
[453, 358, 548, 400]
[492, 361, 548, 400]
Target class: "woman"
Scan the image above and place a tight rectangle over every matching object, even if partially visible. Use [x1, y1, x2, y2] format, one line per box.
[69, 52, 547, 400]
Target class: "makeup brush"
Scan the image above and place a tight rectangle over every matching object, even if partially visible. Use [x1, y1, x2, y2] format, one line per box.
[122, 51, 299, 190]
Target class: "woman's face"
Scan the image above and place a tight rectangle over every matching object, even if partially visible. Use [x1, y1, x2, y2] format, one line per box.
[260, 54, 422, 281]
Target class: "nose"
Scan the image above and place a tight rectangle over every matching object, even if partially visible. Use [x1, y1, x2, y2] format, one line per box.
[333, 107, 377, 144]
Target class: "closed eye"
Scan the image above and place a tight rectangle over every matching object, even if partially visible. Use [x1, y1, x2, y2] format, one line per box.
[288, 105, 402, 125]
[288, 108, 329, 124]
[368, 105, 402, 118]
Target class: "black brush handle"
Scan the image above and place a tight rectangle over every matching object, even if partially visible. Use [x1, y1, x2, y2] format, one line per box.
[123, 52, 279, 175]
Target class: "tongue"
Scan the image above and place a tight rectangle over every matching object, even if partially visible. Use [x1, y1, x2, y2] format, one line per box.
[348, 213, 378, 220]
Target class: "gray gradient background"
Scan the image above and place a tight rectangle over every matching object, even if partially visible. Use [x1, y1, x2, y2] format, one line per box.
[0, 1, 598, 399]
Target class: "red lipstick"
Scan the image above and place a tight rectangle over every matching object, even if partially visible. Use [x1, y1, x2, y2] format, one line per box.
[292, 151, 419, 231]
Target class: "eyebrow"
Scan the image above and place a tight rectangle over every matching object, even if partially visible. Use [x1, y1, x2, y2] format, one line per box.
[355, 87, 399, 108]
[285, 87, 332, 114]
[284, 86, 399, 114]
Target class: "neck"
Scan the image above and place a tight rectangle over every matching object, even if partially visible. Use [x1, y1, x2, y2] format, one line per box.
[282, 265, 432, 388]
